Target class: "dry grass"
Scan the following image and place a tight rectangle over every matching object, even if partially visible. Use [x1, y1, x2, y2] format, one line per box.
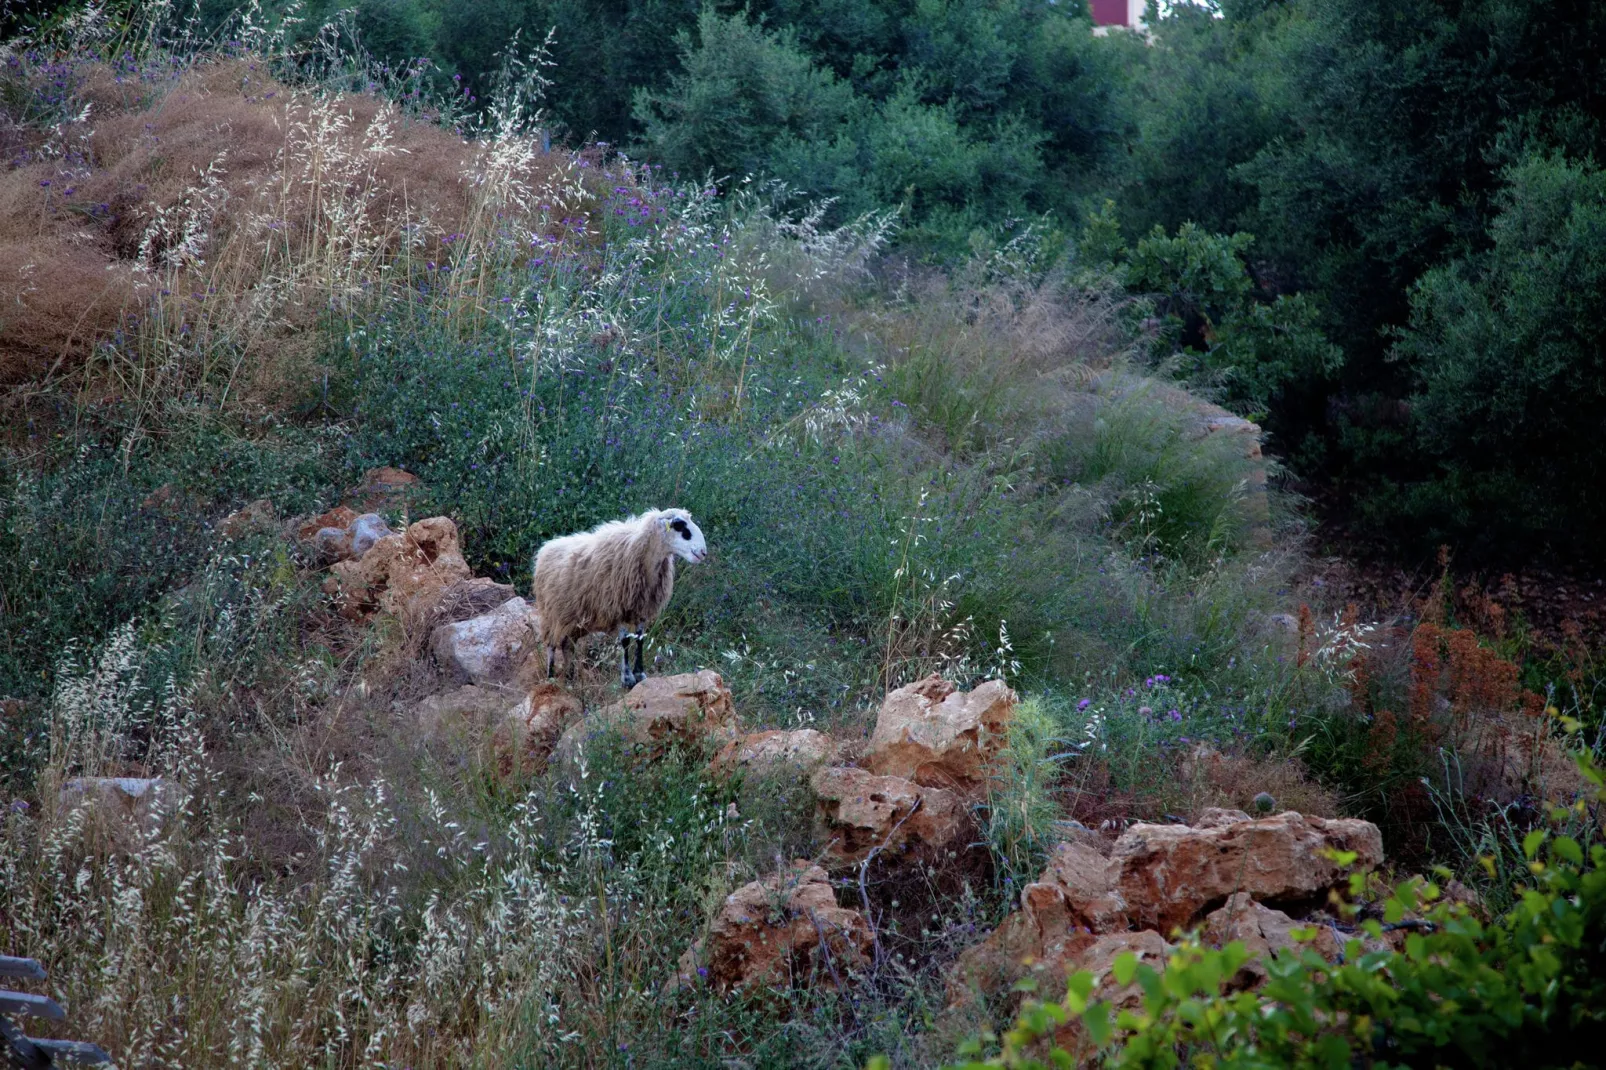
[0, 54, 589, 409]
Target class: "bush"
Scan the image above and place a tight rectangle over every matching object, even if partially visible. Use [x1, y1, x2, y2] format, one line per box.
[1392, 152, 1606, 560]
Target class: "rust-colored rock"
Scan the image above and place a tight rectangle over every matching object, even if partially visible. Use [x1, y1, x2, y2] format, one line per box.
[328, 515, 473, 622]
[1037, 840, 1130, 933]
[810, 765, 970, 869]
[711, 729, 838, 776]
[1047, 931, 1173, 1053]
[1202, 892, 1342, 988]
[412, 684, 523, 743]
[949, 916, 1169, 1040]
[863, 675, 1017, 798]
[217, 498, 277, 539]
[492, 683, 584, 778]
[346, 466, 422, 513]
[672, 862, 873, 994]
[297, 505, 359, 544]
[1111, 811, 1384, 933]
[553, 671, 739, 772]
[608, 670, 737, 745]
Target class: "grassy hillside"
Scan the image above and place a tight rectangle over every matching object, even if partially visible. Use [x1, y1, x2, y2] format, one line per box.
[1, 12, 1601, 1069]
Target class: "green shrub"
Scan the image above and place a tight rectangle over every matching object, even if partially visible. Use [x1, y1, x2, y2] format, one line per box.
[1392, 152, 1606, 560]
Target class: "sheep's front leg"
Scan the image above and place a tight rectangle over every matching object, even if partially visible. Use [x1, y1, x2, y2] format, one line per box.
[631, 630, 646, 684]
[617, 627, 636, 688]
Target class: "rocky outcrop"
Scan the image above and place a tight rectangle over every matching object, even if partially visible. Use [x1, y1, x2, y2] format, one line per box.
[327, 516, 473, 622]
[429, 597, 542, 685]
[1201, 892, 1341, 988]
[862, 675, 1017, 798]
[810, 765, 970, 869]
[554, 671, 740, 771]
[948, 808, 1383, 1011]
[411, 684, 524, 743]
[491, 684, 584, 778]
[346, 466, 422, 513]
[671, 862, 873, 994]
[217, 499, 278, 539]
[1110, 810, 1383, 932]
[711, 729, 838, 777]
[1033, 840, 1131, 934]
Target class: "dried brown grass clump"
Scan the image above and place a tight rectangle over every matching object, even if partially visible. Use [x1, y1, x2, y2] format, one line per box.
[1177, 745, 1341, 820]
[0, 57, 586, 403]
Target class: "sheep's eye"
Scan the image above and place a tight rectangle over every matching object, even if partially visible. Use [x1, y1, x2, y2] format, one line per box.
[670, 518, 689, 537]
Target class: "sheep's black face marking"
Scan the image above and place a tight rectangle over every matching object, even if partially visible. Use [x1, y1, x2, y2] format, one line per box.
[670, 518, 691, 539]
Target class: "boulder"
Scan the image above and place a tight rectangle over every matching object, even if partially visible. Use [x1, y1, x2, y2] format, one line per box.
[1110, 810, 1384, 933]
[346, 466, 422, 513]
[949, 916, 1169, 1036]
[303, 511, 396, 564]
[1046, 932, 1173, 1053]
[412, 684, 524, 742]
[1195, 807, 1252, 829]
[810, 765, 970, 869]
[492, 684, 584, 778]
[217, 499, 277, 539]
[430, 597, 542, 685]
[1202, 892, 1341, 988]
[862, 674, 1017, 798]
[671, 862, 873, 994]
[552, 671, 740, 773]
[711, 729, 838, 776]
[1036, 840, 1130, 934]
[328, 516, 473, 622]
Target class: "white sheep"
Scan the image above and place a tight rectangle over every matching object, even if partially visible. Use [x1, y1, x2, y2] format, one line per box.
[531, 507, 708, 686]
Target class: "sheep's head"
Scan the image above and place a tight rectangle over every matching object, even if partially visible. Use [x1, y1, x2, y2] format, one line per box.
[659, 508, 707, 564]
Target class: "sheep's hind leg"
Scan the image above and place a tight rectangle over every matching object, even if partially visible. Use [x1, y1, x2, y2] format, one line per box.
[617, 627, 636, 689]
[631, 630, 646, 685]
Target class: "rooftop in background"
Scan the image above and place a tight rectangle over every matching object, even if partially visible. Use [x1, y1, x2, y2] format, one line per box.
[1091, 0, 1147, 31]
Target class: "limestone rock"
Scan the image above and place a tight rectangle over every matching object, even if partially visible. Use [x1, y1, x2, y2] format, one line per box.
[1202, 892, 1341, 988]
[553, 671, 740, 771]
[217, 499, 277, 539]
[412, 683, 523, 742]
[430, 597, 542, 685]
[711, 729, 838, 776]
[329, 515, 473, 622]
[1195, 807, 1252, 829]
[492, 684, 584, 778]
[672, 862, 872, 994]
[862, 674, 1017, 798]
[58, 776, 185, 837]
[1111, 811, 1384, 933]
[1047, 931, 1174, 1052]
[346, 466, 422, 513]
[1037, 840, 1130, 933]
[810, 765, 970, 869]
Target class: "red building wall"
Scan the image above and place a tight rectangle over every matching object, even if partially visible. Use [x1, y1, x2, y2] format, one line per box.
[1090, 0, 1131, 25]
